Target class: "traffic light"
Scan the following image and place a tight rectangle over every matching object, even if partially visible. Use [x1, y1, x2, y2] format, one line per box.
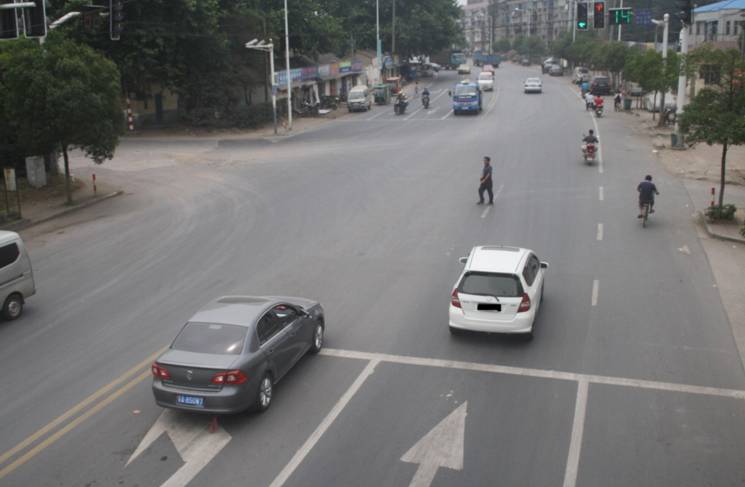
[110, 0, 123, 41]
[23, 0, 47, 38]
[677, 0, 693, 25]
[608, 8, 633, 25]
[577, 3, 588, 30]
[594, 2, 605, 29]
[0, 8, 19, 40]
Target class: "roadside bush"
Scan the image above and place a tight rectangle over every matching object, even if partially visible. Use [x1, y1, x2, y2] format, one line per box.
[179, 102, 274, 129]
[230, 103, 274, 129]
[705, 204, 737, 221]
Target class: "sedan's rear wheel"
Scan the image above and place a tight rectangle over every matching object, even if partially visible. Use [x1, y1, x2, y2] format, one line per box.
[255, 374, 273, 413]
[310, 323, 324, 354]
[2, 294, 23, 320]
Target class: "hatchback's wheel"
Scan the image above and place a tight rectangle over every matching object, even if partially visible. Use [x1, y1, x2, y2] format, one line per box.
[2, 294, 23, 320]
[255, 374, 273, 413]
[524, 330, 534, 341]
[310, 324, 324, 354]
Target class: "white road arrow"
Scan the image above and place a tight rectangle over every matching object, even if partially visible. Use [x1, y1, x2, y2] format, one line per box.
[401, 401, 468, 487]
[127, 409, 231, 487]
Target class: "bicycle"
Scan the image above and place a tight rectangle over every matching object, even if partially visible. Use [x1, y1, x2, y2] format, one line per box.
[640, 202, 651, 228]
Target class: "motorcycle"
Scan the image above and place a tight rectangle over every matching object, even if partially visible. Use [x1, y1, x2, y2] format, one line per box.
[422, 94, 430, 109]
[595, 104, 603, 118]
[394, 98, 408, 115]
[582, 142, 596, 163]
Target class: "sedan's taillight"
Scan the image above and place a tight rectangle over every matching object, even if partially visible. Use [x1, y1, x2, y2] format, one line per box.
[450, 289, 462, 308]
[518, 293, 531, 313]
[211, 370, 248, 385]
[151, 362, 171, 380]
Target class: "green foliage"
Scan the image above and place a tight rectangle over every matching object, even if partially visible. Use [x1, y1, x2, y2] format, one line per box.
[624, 48, 679, 94]
[513, 36, 545, 60]
[705, 204, 737, 222]
[494, 38, 512, 53]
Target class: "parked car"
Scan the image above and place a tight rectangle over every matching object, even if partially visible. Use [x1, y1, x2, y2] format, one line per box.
[524, 77, 542, 94]
[590, 76, 611, 95]
[449, 245, 549, 338]
[541, 57, 557, 73]
[482, 64, 496, 74]
[520, 57, 531, 66]
[0, 231, 35, 320]
[151, 295, 325, 414]
[549, 64, 563, 76]
[477, 71, 494, 91]
[573, 66, 591, 84]
[347, 85, 372, 112]
[457, 63, 471, 75]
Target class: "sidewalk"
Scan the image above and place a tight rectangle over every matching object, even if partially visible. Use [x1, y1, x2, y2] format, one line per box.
[0, 168, 122, 232]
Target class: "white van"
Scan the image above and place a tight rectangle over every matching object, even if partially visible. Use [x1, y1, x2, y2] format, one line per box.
[347, 85, 372, 112]
[0, 231, 35, 320]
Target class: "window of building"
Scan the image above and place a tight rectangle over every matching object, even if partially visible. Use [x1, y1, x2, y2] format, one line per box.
[726, 21, 731, 36]
[696, 21, 702, 35]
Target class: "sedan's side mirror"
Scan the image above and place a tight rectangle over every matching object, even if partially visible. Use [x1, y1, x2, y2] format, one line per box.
[459, 256, 468, 264]
[540, 262, 550, 269]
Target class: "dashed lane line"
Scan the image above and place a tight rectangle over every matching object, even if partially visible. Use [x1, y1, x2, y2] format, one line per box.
[597, 223, 604, 241]
[562, 380, 589, 487]
[599, 186, 604, 201]
[440, 109, 454, 120]
[319, 348, 745, 400]
[591, 279, 600, 307]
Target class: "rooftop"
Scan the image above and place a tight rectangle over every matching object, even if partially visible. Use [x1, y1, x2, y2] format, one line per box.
[695, 0, 745, 13]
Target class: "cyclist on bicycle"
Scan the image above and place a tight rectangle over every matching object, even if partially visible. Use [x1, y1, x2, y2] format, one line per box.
[637, 175, 659, 218]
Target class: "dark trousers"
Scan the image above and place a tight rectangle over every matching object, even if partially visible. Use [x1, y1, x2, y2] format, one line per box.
[479, 183, 493, 203]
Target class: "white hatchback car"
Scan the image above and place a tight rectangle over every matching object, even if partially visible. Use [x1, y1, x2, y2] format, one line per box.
[524, 77, 542, 94]
[449, 246, 548, 338]
[477, 72, 494, 91]
[457, 63, 471, 75]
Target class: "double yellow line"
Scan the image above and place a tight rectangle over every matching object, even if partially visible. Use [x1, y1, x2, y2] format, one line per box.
[0, 347, 167, 481]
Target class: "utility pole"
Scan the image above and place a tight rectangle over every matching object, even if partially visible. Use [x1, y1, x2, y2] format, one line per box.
[392, 0, 396, 56]
[376, 0, 381, 68]
[284, 0, 292, 131]
[653, 13, 670, 125]
[674, 24, 688, 144]
[572, 0, 577, 42]
[618, 0, 624, 41]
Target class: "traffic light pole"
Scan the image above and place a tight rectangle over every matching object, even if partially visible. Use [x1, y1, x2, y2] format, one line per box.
[618, 0, 623, 41]
[572, 0, 577, 42]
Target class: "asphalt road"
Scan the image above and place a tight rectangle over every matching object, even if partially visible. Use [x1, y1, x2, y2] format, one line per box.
[1, 63, 745, 487]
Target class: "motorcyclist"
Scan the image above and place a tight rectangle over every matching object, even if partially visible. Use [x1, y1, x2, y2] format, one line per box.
[637, 175, 660, 218]
[394, 92, 408, 114]
[582, 130, 599, 157]
[614, 90, 622, 111]
[594, 94, 604, 114]
[584, 91, 595, 111]
[421, 88, 430, 108]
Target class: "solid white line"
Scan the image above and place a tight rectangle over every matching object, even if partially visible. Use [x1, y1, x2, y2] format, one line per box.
[268, 359, 379, 487]
[480, 206, 491, 218]
[562, 380, 589, 487]
[320, 348, 745, 400]
[591, 279, 599, 306]
[592, 116, 604, 174]
[596, 223, 604, 241]
[440, 109, 453, 120]
[598, 186, 604, 201]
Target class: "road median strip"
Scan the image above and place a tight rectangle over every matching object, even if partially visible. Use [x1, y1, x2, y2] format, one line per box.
[0, 347, 165, 480]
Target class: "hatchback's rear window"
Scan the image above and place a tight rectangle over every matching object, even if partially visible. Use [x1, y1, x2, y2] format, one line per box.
[172, 322, 247, 355]
[459, 272, 523, 298]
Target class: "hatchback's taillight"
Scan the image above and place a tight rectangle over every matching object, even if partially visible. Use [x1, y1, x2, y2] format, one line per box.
[451, 288, 462, 308]
[211, 370, 248, 385]
[151, 362, 171, 380]
[518, 293, 531, 313]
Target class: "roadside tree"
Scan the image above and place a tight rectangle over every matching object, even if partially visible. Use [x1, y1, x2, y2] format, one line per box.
[679, 46, 745, 210]
[0, 34, 123, 204]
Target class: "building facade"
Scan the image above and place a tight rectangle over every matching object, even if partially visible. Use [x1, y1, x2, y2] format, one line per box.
[688, 0, 745, 52]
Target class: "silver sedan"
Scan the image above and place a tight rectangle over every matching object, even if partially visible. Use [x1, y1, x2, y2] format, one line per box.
[151, 295, 325, 414]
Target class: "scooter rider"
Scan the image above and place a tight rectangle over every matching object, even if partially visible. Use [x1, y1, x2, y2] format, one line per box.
[582, 129, 599, 157]
[594, 94, 604, 114]
[422, 87, 430, 108]
[584, 91, 595, 111]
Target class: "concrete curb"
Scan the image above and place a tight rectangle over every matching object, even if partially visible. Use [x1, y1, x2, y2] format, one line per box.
[1, 190, 124, 232]
[696, 211, 745, 244]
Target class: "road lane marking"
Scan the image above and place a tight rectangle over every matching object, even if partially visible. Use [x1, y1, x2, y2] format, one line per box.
[592, 116, 604, 174]
[405, 106, 425, 120]
[485, 87, 501, 116]
[365, 109, 387, 121]
[591, 279, 599, 306]
[0, 369, 151, 481]
[562, 380, 589, 487]
[127, 409, 232, 487]
[268, 359, 379, 487]
[440, 109, 453, 120]
[321, 348, 745, 400]
[0, 347, 165, 470]
[597, 223, 604, 241]
[402, 402, 467, 487]
[599, 186, 604, 201]
[480, 206, 491, 218]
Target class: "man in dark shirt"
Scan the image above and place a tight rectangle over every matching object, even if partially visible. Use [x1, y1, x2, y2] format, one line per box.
[637, 175, 659, 218]
[478, 156, 493, 205]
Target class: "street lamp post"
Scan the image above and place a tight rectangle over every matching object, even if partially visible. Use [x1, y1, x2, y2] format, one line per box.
[284, 0, 292, 131]
[246, 39, 277, 135]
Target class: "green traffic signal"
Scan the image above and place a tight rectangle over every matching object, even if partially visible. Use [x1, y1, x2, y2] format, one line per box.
[577, 2, 589, 30]
[578, 21, 588, 29]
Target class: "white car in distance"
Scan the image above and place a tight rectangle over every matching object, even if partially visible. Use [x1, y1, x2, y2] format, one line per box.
[524, 77, 542, 94]
[449, 246, 548, 339]
[457, 63, 472, 75]
[477, 71, 494, 91]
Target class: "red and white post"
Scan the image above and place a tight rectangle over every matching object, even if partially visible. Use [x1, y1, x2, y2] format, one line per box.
[92, 173, 97, 195]
[710, 187, 716, 207]
[126, 98, 134, 131]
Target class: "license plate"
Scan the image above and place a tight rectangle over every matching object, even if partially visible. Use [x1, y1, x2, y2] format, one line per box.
[177, 394, 204, 407]
[477, 303, 501, 312]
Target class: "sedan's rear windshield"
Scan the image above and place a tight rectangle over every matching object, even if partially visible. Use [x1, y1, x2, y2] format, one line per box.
[172, 322, 247, 355]
[458, 272, 523, 298]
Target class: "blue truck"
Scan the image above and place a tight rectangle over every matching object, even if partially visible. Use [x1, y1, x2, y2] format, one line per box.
[452, 80, 482, 115]
[432, 49, 467, 70]
[473, 51, 501, 68]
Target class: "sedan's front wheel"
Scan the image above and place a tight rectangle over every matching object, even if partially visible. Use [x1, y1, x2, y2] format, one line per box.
[310, 324, 324, 354]
[255, 374, 273, 413]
